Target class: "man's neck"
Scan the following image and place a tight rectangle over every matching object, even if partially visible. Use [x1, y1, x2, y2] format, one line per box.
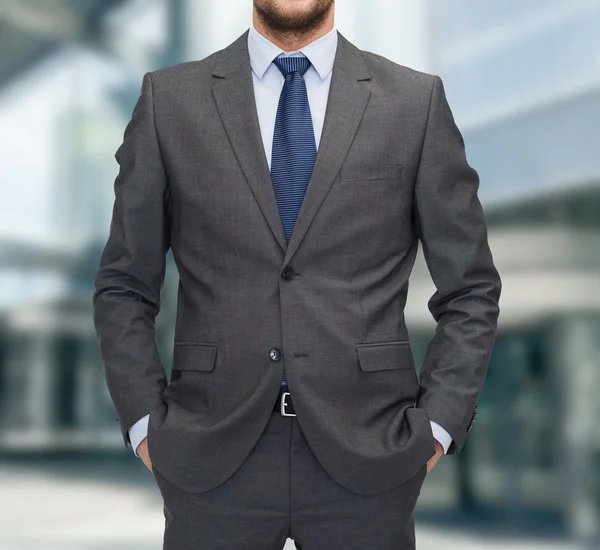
[252, 10, 334, 52]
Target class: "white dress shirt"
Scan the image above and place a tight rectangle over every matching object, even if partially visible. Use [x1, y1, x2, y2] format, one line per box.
[128, 20, 453, 457]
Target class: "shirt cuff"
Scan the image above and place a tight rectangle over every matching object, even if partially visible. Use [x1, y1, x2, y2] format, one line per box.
[429, 420, 452, 454]
[128, 414, 150, 457]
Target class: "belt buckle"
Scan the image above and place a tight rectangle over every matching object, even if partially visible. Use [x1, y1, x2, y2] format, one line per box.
[280, 391, 296, 416]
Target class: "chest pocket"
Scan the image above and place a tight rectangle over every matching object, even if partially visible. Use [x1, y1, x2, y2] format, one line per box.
[339, 164, 403, 182]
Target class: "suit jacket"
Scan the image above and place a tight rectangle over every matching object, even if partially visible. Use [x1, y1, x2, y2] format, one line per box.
[93, 28, 501, 495]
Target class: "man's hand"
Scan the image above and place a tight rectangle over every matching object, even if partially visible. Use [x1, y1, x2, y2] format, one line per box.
[426, 439, 444, 474]
[136, 437, 153, 472]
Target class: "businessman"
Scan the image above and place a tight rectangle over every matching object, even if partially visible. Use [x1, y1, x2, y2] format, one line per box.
[93, 0, 501, 548]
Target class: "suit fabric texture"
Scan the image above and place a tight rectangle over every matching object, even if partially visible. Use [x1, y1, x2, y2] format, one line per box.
[151, 402, 428, 549]
[93, 26, 501, 508]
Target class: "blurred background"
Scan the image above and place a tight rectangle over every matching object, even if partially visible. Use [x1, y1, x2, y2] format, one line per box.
[0, 0, 599, 549]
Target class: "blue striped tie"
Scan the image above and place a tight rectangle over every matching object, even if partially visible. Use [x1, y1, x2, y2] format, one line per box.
[270, 54, 317, 386]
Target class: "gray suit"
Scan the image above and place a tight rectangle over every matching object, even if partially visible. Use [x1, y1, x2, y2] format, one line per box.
[94, 26, 500, 507]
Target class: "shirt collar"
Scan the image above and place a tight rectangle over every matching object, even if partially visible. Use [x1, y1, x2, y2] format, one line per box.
[248, 20, 337, 82]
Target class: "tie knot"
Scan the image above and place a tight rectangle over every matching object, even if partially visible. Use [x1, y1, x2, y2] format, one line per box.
[273, 54, 312, 77]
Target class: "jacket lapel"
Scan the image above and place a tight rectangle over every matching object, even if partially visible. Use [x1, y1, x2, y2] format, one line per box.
[212, 28, 372, 263]
[212, 30, 288, 252]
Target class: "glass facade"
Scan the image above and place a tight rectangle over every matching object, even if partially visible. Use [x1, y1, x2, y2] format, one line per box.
[429, 0, 600, 202]
[421, 1, 600, 539]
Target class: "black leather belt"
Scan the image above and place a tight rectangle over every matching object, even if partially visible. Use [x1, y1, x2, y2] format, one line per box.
[275, 384, 296, 416]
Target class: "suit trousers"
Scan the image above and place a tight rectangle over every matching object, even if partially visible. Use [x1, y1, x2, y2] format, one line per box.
[151, 393, 429, 550]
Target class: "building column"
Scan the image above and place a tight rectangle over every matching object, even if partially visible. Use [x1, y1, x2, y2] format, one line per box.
[355, 0, 431, 72]
[26, 332, 55, 432]
[551, 314, 600, 547]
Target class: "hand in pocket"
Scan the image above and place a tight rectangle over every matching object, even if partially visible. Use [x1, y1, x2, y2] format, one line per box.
[136, 437, 153, 472]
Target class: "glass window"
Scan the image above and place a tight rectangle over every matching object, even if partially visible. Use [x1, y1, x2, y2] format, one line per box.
[438, 8, 600, 119]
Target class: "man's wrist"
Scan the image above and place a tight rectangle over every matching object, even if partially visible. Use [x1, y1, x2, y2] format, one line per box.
[429, 420, 452, 454]
[128, 414, 150, 457]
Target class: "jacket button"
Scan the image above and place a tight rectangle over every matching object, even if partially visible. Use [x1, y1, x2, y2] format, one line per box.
[281, 266, 295, 281]
[269, 348, 282, 361]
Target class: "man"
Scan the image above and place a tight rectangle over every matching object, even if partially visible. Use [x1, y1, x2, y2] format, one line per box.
[93, 0, 501, 548]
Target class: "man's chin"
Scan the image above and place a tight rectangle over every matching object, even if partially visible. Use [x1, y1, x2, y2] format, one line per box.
[254, 0, 333, 33]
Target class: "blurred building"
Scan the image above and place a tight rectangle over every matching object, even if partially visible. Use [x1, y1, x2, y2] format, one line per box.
[0, 0, 598, 544]
[405, 0, 600, 540]
[428, 0, 600, 203]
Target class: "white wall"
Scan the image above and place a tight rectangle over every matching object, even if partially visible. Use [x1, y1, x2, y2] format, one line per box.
[338, 0, 432, 72]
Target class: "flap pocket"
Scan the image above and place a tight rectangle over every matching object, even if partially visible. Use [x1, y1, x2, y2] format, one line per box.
[355, 340, 414, 371]
[172, 343, 218, 371]
[340, 164, 403, 182]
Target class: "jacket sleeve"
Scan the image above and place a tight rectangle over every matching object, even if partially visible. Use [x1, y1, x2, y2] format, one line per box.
[93, 71, 170, 450]
[414, 75, 502, 454]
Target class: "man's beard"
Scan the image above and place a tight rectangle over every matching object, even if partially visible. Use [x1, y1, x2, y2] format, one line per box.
[254, 0, 334, 35]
